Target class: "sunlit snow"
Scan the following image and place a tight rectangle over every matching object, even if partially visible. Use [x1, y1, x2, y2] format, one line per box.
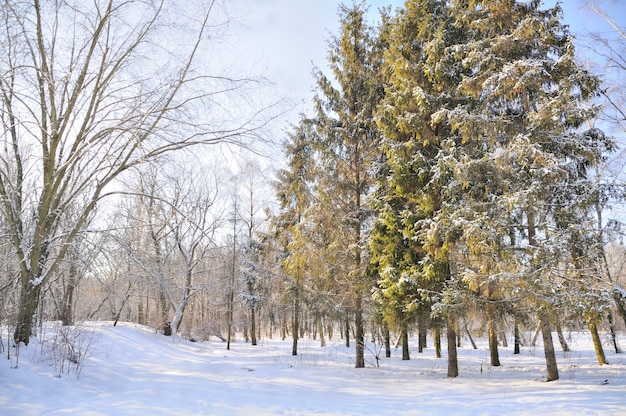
[1, 322, 624, 415]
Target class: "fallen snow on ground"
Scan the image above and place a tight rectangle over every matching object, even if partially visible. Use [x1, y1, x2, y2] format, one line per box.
[1, 322, 624, 415]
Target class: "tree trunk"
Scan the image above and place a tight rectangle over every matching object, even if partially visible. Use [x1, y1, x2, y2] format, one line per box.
[500, 329, 508, 348]
[464, 320, 477, 350]
[489, 316, 501, 367]
[556, 320, 570, 353]
[14, 279, 42, 345]
[401, 324, 410, 361]
[540, 316, 559, 381]
[281, 315, 287, 341]
[589, 321, 608, 365]
[317, 314, 326, 347]
[354, 293, 365, 368]
[607, 311, 622, 354]
[292, 284, 300, 356]
[159, 289, 170, 335]
[613, 289, 626, 327]
[418, 311, 428, 353]
[434, 327, 441, 358]
[447, 320, 458, 378]
[250, 306, 257, 346]
[138, 299, 146, 326]
[514, 319, 521, 355]
[384, 325, 391, 358]
[531, 324, 541, 347]
[345, 316, 350, 348]
[61, 261, 79, 326]
[226, 287, 234, 349]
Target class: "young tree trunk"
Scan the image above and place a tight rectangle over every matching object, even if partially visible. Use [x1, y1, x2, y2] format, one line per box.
[226, 287, 234, 349]
[281, 315, 287, 341]
[589, 321, 609, 365]
[158, 289, 170, 335]
[292, 284, 300, 356]
[514, 319, 521, 355]
[401, 324, 410, 361]
[418, 311, 428, 353]
[250, 306, 257, 346]
[489, 316, 501, 367]
[317, 314, 326, 347]
[613, 290, 626, 327]
[500, 329, 508, 348]
[61, 261, 79, 326]
[138, 300, 146, 326]
[345, 316, 350, 348]
[112, 283, 133, 327]
[354, 293, 365, 368]
[464, 320, 477, 350]
[434, 327, 441, 358]
[531, 324, 541, 347]
[384, 325, 391, 358]
[540, 316, 559, 381]
[607, 311, 622, 354]
[447, 320, 459, 378]
[556, 321, 570, 353]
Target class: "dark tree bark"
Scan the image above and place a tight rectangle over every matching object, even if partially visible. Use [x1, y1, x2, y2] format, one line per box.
[489, 315, 501, 367]
[355, 294, 365, 368]
[608, 311, 622, 354]
[292, 285, 300, 356]
[464, 320, 477, 350]
[447, 321, 459, 378]
[384, 325, 391, 358]
[418, 311, 428, 353]
[514, 319, 521, 355]
[401, 324, 410, 361]
[434, 327, 442, 358]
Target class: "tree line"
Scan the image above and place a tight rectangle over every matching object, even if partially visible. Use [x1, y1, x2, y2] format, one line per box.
[1, 0, 625, 383]
[272, 0, 625, 381]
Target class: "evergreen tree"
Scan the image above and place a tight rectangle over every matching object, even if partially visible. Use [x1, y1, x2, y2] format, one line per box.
[309, 2, 388, 368]
[433, 0, 613, 380]
[372, 0, 612, 380]
[272, 119, 317, 356]
[373, 0, 466, 377]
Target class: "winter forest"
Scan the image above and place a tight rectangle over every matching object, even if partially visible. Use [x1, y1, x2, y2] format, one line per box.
[1, 0, 626, 411]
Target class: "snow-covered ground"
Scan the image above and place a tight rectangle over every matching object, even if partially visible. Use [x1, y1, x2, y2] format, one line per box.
[1, 322, 624, 415]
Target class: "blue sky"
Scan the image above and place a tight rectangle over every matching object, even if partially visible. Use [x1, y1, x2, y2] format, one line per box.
[232, 0, 625, 129]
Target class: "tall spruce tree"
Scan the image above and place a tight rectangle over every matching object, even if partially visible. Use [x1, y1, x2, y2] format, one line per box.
[373, 0, 466, 377]
[310, 2, 387, 368]
[428, 0, 612, 380]
[372, 0, 612, 380]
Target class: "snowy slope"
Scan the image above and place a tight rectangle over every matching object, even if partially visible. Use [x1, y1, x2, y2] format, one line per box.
[1, 322, 624, 415]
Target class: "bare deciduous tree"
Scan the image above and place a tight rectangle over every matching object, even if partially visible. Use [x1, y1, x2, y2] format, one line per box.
[0, 0, 270, 345]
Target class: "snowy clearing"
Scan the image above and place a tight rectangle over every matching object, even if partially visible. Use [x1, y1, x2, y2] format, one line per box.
[1, 322, 624, 415]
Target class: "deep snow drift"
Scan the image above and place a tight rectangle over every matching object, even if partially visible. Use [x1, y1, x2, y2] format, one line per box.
[1, 322, 624, 415]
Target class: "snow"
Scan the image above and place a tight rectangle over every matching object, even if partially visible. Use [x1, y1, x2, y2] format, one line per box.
[1, 322, 625, 415]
